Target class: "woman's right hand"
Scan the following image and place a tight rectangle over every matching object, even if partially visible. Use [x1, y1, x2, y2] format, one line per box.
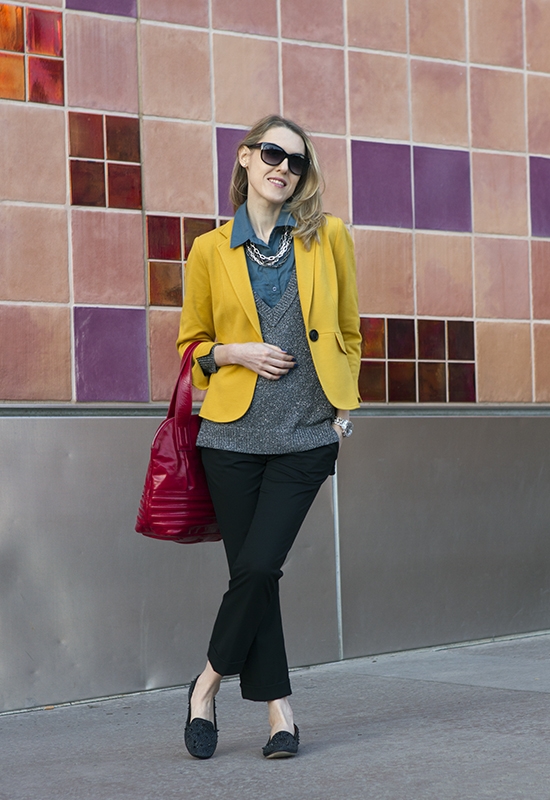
[213, 342, 296, 380]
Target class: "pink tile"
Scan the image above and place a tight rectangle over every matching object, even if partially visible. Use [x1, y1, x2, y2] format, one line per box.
[140, 0, 208, 27]
[140, 24, 210, 121]
[469, 0, 523, 68]
[409, 0, 466, 60]
[476, 321, 532, 401]
[0, 205, 69, 302]
[71, 209, 145, 305]
[0, 104, 66, 203]
[532, 240, 550, 320]
[415, 233, 473, 317]
[534, 324, 550, 401]
[0, 306, 71, 401]
[526, 0, 550, 73]
[281, 0, 344, 45]
[474, 238, 530, 319]
[214, 34, 279, 126]
[470, 68, 526, 152]
[66, 13, 138, 113]
[347, 0, 407, 51]
[149, 309, 182, 401]
[472, 153, 528, 235]
[142, 120, 215, 215]
[411, 60, 468, 146]
[311, 136, 349, 222]
[354, 229, 414, 315]
[348, 52, 409, 140]
[283, 44, 345, 135]
[528, 75, 550, 156]
[212, 0, 277, 36]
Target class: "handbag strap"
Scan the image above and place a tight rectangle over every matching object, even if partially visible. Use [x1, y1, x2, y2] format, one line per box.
[167, 341, 201, 450]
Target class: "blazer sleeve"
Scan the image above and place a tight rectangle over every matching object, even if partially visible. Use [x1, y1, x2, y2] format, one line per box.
[331, 219, 362, 396]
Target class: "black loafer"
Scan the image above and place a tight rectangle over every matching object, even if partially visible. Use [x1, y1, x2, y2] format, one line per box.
[262, 725, 300, 759]
[184, 676, 218, 759]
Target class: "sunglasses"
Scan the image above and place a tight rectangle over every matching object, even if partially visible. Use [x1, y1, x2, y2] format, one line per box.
[248, 142, 310, 177]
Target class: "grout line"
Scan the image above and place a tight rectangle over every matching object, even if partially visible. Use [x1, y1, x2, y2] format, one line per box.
[276, 0, 283, 114]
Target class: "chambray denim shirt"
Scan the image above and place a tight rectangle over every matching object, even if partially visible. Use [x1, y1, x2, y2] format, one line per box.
[230, 202, 296, 308]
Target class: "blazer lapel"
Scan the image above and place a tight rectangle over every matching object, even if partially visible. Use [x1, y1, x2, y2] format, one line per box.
[217, 230, 262, 337]
[295, 235, 314, 323]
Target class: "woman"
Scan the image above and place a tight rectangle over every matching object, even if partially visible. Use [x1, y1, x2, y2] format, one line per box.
[176, 114, 361, 759]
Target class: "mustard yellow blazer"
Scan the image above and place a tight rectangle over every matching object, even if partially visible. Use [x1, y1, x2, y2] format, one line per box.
[176, 215, 362, 422]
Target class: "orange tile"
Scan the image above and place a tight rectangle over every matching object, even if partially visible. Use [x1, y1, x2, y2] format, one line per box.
[281, 0, 344, 45]
[142, 120, 215, 215]
[149, 309, 182, 401]
[474, 238, 530, 319]
[213, 34, 279, 126]
[411, 60, 468, 146]
[140, 0, 208, 26]
[354, 229, 414, 315]
[140, 24, 210, 121]
[415, 233, 473, 316]
[311, 136, 349, 222]
[528, 75, 550, 155]
[409, 0, 466, 60]
[71, 210, 145, 305]
[347, 0, 407, 51]
[149, 261, 182, 307]
[532, 240, 550, 319]
[282, 44, 345, 135]
[0, 205, 68, 302]
[469, 0, 523, 67]
[0, 4, 23, 51]
[0, 104, 66, 203]
[0, 52, 25, 100]
[526, 0, 550, 73]
[348, 52, 409, 140]
[470, 68, 525, 151]
[476, 321, 532, 401]
[212, 0, 277, 36]
[0, 305, 71, 401]
[65, 13, 138, 113]
[472, 152, 528, 235]
[534, 324, 550, 400]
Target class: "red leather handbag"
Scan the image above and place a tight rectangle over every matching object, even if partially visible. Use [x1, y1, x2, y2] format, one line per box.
[135, 342, 221, 544]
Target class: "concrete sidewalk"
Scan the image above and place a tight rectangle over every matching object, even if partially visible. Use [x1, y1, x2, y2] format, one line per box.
[1, 633, 550, 800]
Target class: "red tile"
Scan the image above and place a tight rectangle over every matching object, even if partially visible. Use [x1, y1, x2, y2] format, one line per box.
[0, 4, 23, 52]
[149, 261, 183, 307]
[532, 240, 550, 319]
[448, 362, 476, 402]
[388, 362, 416, 402]
[0, 52, 25, 100]
[26, 8, 62, 57]
[419, 362, 446, 402]
[28, 56, 64, 105]
[69, 112, 104, 159]
[147, 215, 182, 260]
[448, 320, 475, 361]
[70, 160, 106, 206]
[418, 319, 445, 360]
[183, 217, 215, 258]
[388, 318, 415, 359]
[359, 361, 386, 402]
[106, 115, 140, 163]
[360, 317, 385, 359]
[107, 163, 142, 209]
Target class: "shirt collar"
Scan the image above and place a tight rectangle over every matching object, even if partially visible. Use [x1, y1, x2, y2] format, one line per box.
[230, 203, 296, 249]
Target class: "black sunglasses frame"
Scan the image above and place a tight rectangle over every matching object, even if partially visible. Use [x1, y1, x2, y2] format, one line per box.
[248, 142, 310, 177]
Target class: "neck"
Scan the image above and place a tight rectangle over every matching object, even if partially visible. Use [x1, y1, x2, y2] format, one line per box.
[246, 199, 284, 244]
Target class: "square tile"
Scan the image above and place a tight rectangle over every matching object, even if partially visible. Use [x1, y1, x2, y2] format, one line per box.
[476, 321, 532, 401]
[528, 75, 550, 156]
[140, 0, 208, 27]
[359, 361, 386, 402]
[0, 4, 23, 51]
[470, 68, 525, 152]
[474, 238, 530, 319]
[72, 209, 145, 305]
[183, 218, 215, 258]
[66, 0, 137, 16]
[281, 0, 343, 45]
[149, 262, 183, 307]
[448, 362, 476, 402]
[472, 152, 528, 236]
[360, 317, 386, 359]
[147, 215, 182, 261]
[283, 44, 345, 135]
[413, 147, 471, 232]
[387, 318, 415, 359]
[347, 0, 407, 51]
[28, 56, 64, 105]
[0, 52, 25, 100]
[448, 320, 475, 361]
[140, 24, 210, 121]
[411, 61, 468, 147]
[105, 116, 140, 162]
[352, 141, 413, 228]
[348, 52, 409, 140]
[419, 362, 446, 402]
[107, 163, 141, 209]
[149, 309, 182, 401]
[418, 319, 445, 360]
[212, 0, 277, 36]
[388, 362, 416, 402]
[534, 324, 550, 401]
[69, 111, 104, 159]
[530, 157, 550, 237]
[354, 229, 414, 315]
[74, 307, 148, 402]
[26, 8, 63, 56]
[526, 0, 550, 73]
[217, 127, 246, 218]
[409, 0, 466, 60]
[0, 306, 71, 400]
[531, 240, 550, 319]
[415, 233, 473, 316]
[312, 136, 349, 221]
[70, 160, 106, 206]
[469, 0, 523, 68]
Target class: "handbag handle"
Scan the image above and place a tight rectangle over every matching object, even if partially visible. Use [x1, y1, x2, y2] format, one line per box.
[168, 341, 201, 451]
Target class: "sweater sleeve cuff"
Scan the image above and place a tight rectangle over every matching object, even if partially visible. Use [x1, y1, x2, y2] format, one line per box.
[197, 344, 221, 375]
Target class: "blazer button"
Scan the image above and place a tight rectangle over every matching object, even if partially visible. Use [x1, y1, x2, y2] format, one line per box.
[309, 329, 319, 342]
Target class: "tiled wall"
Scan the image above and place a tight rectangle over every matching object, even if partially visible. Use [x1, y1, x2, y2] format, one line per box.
[1, 0, 550, 404]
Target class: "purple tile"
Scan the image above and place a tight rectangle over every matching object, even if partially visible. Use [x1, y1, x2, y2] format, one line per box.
[414, 147, 471, 232]
[66, 0, 137, 17]
[217, 127, 245, 217]
[530, 157, 550, 238]
[74, 307, 148, 401]
[352, 141, 413, 228]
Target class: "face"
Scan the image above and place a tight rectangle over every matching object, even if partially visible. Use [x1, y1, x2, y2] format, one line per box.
[239, 126, 306, 211]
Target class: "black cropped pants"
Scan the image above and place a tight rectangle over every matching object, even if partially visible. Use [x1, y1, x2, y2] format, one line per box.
[201, 443, 338, 702]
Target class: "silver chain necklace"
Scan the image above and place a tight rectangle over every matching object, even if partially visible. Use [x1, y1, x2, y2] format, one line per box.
[244, 227, 293, 269]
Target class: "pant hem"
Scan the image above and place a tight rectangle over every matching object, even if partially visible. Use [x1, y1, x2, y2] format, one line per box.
[240, 679, 292, 702]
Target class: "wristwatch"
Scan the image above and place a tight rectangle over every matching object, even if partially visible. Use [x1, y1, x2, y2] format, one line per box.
[333, 416, 354, 437]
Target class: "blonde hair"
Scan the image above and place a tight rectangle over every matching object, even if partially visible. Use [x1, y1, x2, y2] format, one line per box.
[229, 115, 326, 250]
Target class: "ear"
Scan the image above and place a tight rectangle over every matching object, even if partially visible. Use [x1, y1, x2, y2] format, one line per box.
[238, 144, 250, 169]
